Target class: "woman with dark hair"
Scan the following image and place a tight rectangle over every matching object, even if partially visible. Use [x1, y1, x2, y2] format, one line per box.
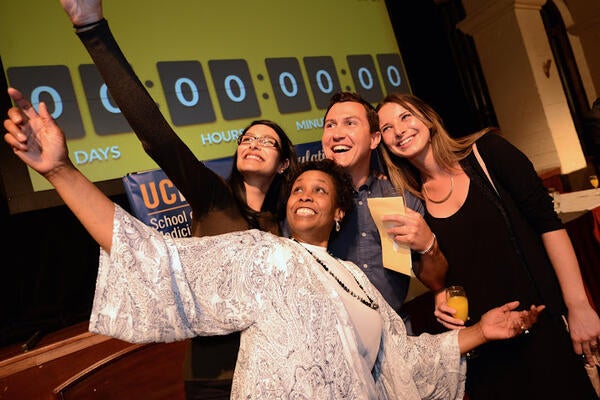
[228, 119, 297, 233]
[376, 92, 600, 399]
[4, 94, 544, 399]
[58, 1, 299, 398]
[57, 6, 298, 238]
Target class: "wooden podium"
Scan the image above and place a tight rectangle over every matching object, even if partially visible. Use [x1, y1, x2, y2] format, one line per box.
[0, 322, 187, 400]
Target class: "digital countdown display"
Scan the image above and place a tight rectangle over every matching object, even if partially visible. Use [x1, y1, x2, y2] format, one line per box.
[0, 0, 411, 213]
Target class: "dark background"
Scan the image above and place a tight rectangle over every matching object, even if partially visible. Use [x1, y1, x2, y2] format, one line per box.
[0, 1, 490, 348]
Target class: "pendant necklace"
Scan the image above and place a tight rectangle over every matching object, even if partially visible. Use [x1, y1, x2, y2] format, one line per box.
[292, 238, 379, 310]
[422, 176, 454, 204]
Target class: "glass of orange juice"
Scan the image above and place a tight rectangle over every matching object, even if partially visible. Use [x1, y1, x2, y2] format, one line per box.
[590, 174, 599, 193]
[446, 285, 469, 322]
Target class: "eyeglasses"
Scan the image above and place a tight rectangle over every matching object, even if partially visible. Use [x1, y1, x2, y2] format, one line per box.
[237, 134, 280, 148]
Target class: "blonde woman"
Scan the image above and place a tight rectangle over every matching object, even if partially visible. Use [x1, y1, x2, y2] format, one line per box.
[376, 92, 599, 399]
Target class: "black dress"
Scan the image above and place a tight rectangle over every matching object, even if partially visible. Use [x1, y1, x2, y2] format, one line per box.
[425, 134, 597, 399]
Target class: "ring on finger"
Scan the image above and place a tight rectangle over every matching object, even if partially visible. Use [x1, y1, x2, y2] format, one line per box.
[520, 325, 530, 335]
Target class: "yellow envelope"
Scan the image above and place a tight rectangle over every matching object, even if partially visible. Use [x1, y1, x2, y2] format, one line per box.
[366, 196, 413, 277]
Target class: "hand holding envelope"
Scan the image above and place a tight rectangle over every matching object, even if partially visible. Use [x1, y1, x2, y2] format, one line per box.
[367, 195, 413, 277]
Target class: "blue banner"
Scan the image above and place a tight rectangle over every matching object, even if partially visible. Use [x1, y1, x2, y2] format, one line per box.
[122, 169, 193, 238]
[123, 141, 325, 236]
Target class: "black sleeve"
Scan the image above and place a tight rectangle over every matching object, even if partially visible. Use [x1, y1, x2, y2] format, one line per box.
[76, 20, 235, 218]
[475, 132, 563, 234]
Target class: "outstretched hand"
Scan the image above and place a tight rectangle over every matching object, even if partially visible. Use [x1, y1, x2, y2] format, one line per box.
[3, 87, 72, 176]
[60, 0, 103, 26]
[479, 301, 545, 341]
[4, 87, 117, 252]
[458, 301, 545, 355]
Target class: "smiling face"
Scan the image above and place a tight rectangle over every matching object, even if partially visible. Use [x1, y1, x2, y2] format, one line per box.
[378, 102, 431, 161]
[286, 170, 344, 247]
[236, 124, 288, 178]
[321, 101, 380, 180]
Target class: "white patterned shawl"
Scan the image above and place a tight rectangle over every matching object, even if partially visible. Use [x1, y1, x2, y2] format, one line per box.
[90, 205, 465, 399]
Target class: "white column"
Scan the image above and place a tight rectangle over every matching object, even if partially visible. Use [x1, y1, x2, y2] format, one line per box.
[559, 0, 600, 106]
[459, 0, 585, 174]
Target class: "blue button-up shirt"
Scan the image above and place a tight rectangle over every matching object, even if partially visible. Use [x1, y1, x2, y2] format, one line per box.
[328, 175, 424, 312]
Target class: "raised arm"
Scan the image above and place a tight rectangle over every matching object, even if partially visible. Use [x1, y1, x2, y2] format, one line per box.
[3, 88, 115, 251]
[59, 0, 235, 218]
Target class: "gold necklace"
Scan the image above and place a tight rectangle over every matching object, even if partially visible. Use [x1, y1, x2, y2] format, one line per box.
[293, 239, 379, 310]
[422, 176, 454, 204]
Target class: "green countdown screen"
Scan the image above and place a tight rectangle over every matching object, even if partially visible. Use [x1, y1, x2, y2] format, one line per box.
[0, 0, 410, 213]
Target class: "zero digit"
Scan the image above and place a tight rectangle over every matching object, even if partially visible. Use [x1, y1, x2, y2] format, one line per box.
[208, 59, 261, 120]
[7, 65, 86, 139]
[376, 53, 410, 94]
[303, 56, 342, 110]
[265, 57, 311, 114]
[79, 64, 132, 135]
[346, 55, 383, 103]
[157, 61, 216, 126]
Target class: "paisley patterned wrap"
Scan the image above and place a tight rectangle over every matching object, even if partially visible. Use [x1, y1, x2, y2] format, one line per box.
[90, 205, 465, 399]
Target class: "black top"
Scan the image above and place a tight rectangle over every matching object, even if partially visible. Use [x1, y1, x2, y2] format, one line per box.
[427, 133, 597, 399]
[77, 20, 281, 237]
[456, 133, 565, 315]
[427, 179, 539, 321]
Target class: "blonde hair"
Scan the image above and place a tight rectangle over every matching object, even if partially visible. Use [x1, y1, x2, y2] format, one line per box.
[376, 93, 496, 199]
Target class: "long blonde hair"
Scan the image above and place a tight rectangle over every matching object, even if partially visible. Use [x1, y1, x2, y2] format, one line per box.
[375, 93, 496, 199]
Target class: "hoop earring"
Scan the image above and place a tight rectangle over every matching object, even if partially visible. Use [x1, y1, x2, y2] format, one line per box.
[335, 220, 341, 232]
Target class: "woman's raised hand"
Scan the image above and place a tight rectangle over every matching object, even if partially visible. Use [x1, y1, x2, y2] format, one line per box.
[3, 87, 72, 177]
[60, 0, 103, 26]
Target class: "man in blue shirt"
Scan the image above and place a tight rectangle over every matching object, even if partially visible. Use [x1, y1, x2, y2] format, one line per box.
[321, 92, 447, 314]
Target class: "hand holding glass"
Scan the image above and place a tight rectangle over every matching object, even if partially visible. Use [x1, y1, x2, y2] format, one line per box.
[446, 286, 469, 322]
[590, 174, 599, 193]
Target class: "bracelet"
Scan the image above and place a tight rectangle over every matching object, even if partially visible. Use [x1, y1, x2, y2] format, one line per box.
[73, 18, 106, 30]
[418, 233, 436, 255]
